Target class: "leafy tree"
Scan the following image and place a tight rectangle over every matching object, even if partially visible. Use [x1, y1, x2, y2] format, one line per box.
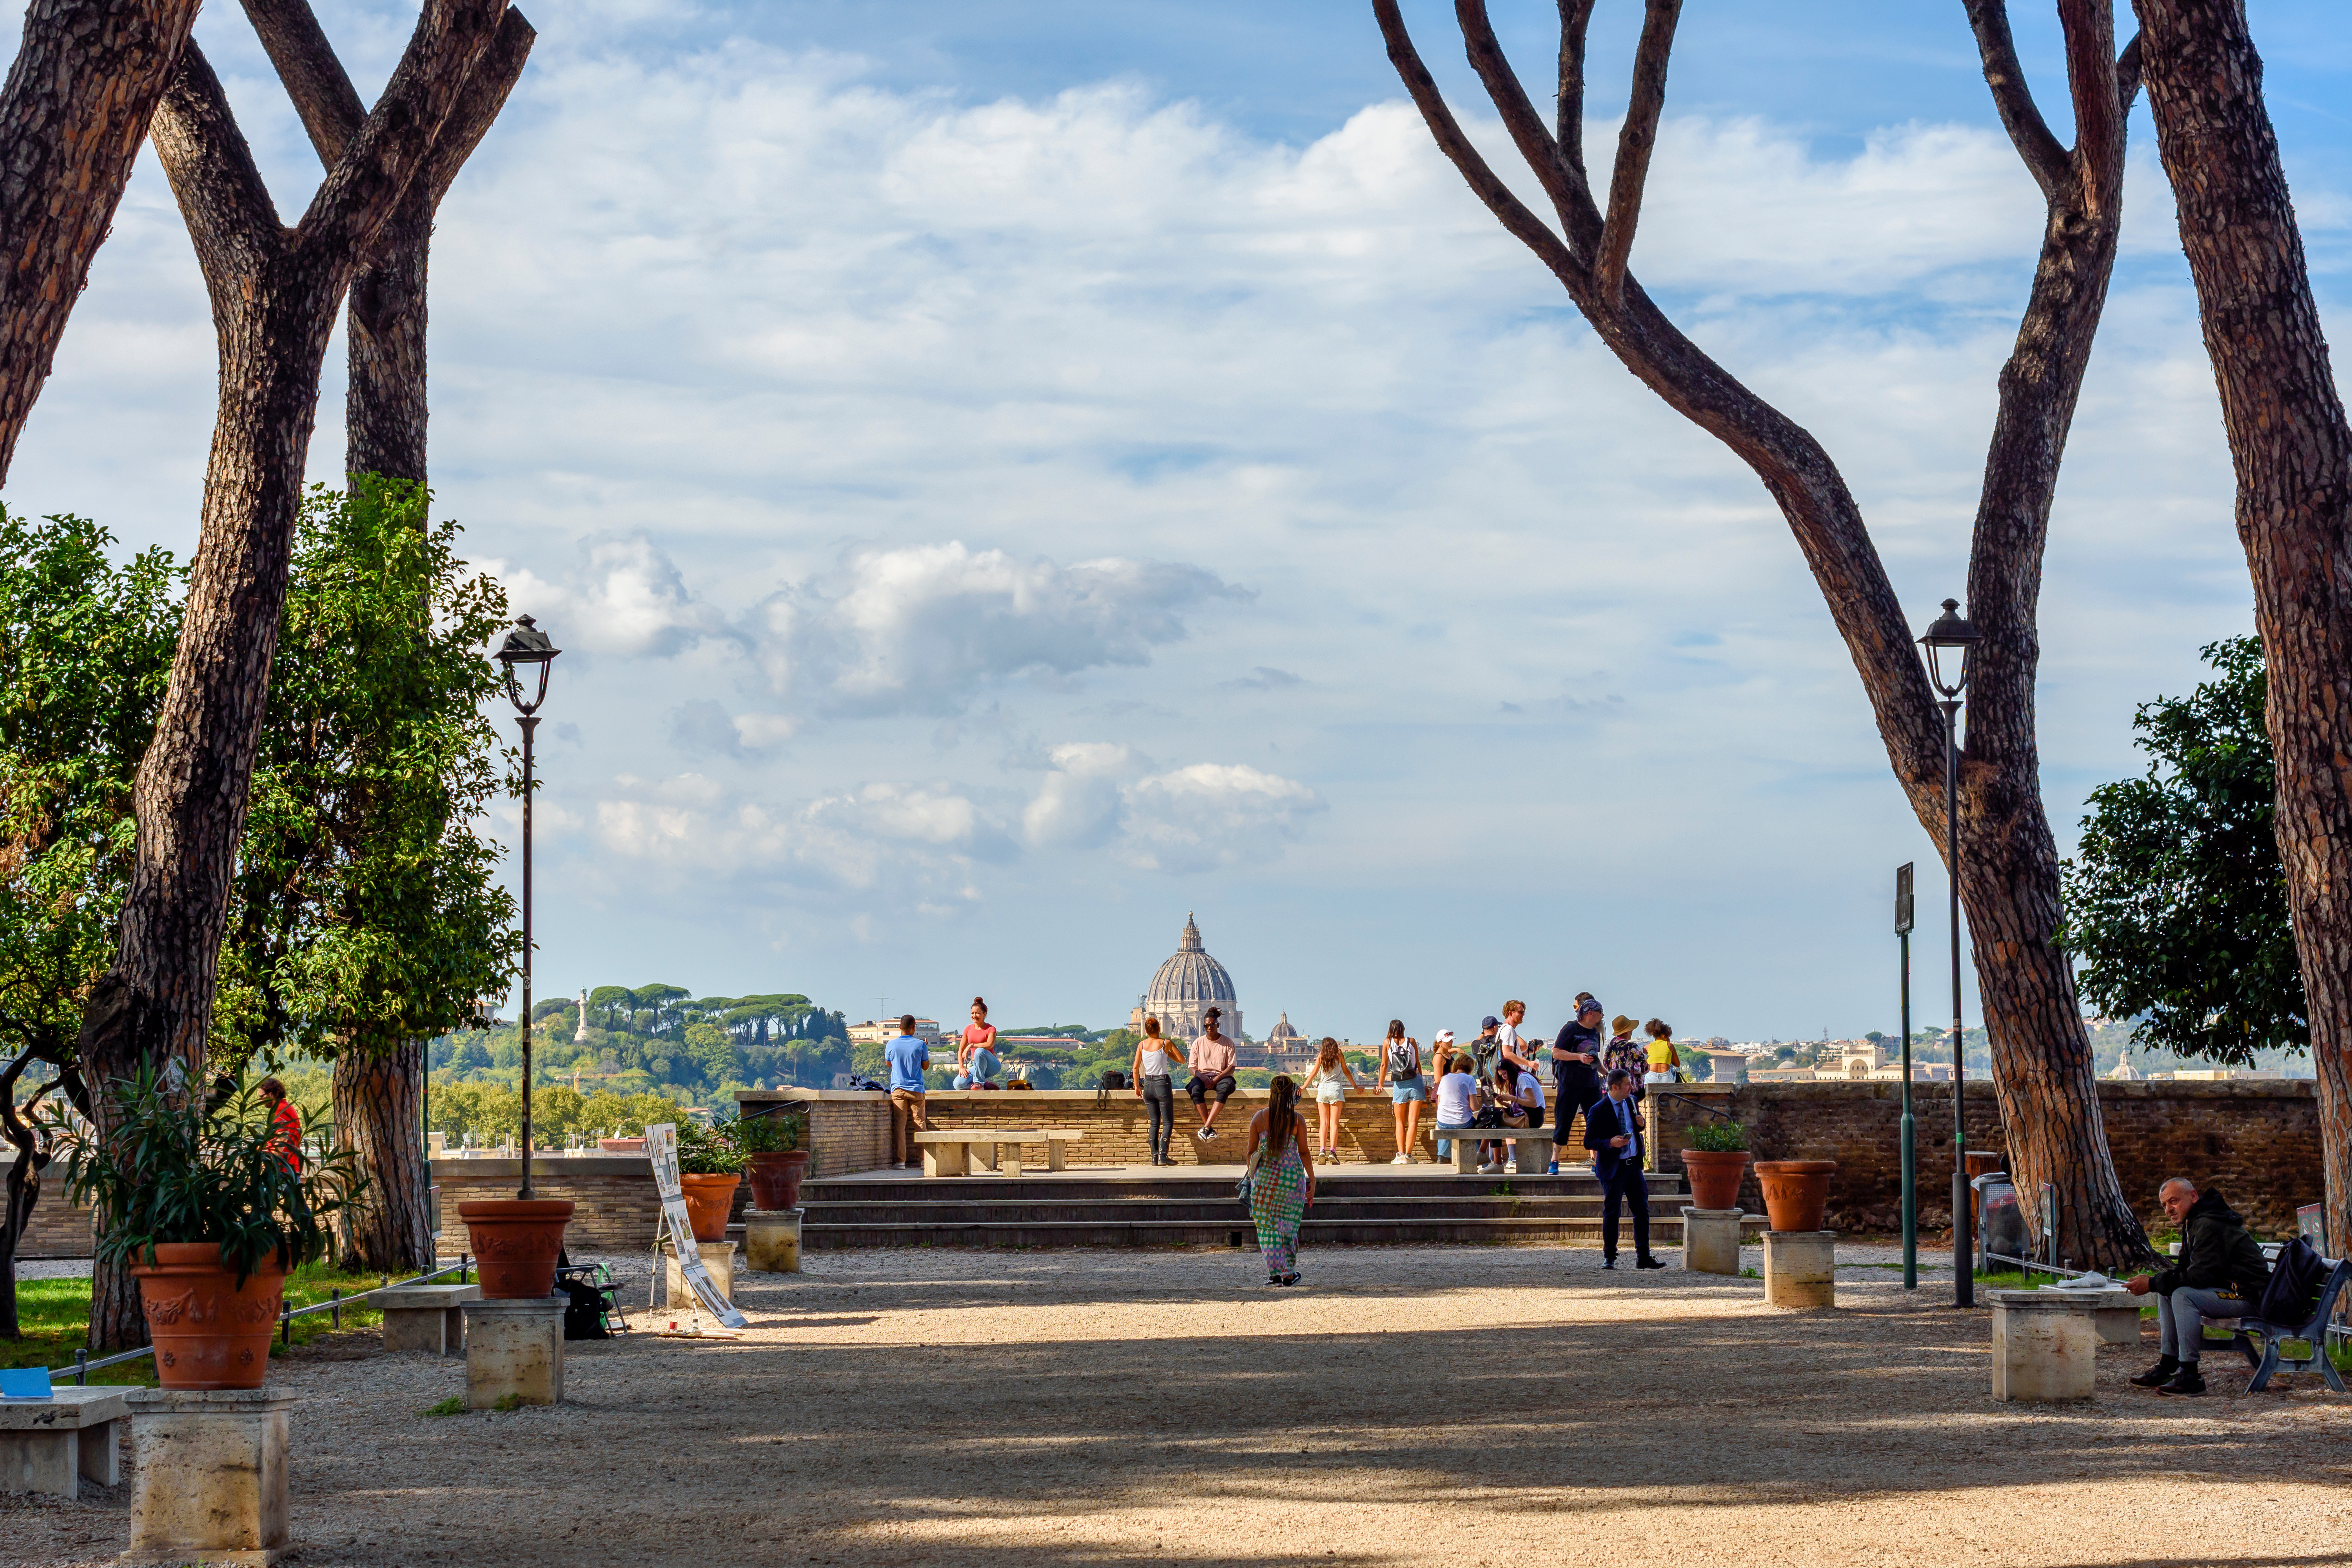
[0, 510, 181, 1336]
[213, 480, 519, 1270]
[2063, 637, 2302, 1067]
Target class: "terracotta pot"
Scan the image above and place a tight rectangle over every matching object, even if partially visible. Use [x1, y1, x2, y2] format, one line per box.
[457, 1199, 576, 1298]
[747, 1151, 810, 1211]
[131, 1243, 286, 1390]
[597, 1136, 645, 1153]
[679, 1173, 741, 1241]
[1753, 1160, 1836, 1232]
[1679, 1149, 1750, 1212]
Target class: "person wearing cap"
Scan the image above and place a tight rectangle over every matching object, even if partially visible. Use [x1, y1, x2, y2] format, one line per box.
[1550, 1000, 1606, 1176]
[1470, 1014, 1504, 1080]
[1187, 1007, 1240, 1141]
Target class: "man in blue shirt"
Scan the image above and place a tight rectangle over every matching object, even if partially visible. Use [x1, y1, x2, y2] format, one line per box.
[884, 1014, 931, 1169]
[1583, 1069, 1665, 1270]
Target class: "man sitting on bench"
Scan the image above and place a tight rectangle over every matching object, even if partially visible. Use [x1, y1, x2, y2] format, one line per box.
[2125, 1176, 2272, 1398]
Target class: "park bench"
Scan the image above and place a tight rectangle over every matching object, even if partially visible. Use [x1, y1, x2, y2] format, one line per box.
[379, 1281, 480, 1356]
[0, 1384, 126, 1501]
[916, 1127, 1085, 1177]
[2225, 1254, 2351, 1394]
[1431, 1125, 1558, 1174]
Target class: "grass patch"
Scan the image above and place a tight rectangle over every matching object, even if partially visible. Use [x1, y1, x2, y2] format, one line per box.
[3, 1259, 408, 1385]
[491, 1392, 526, 1412]
[1739, 1266, 1760, 1279]
[421, 1395, 466, 1417]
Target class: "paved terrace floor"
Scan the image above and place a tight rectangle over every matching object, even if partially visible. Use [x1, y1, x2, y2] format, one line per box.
[13, 1243, 2350, 1567]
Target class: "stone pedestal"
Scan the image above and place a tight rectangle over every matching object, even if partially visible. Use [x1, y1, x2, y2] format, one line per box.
[1762, 1229, 1836, 1307]
[121, 1388, 292, 1566]
[1989, 1288, 2104, 1402]
[664, 1240, 738, 1307]
[1679, 1207, 1744, 1275]
[0, 1386, 127, 1500]
[743, 1209, 802, 1274]
[380, 1283, 480, 1356]
[2089, 1290, 2144, 1345]
[461, 1297, 564, 1409]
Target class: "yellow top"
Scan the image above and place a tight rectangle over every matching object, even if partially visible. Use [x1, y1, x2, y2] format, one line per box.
[1645, 1038, 1677, 1069]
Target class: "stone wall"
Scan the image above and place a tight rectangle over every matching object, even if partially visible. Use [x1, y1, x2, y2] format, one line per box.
[430, 1157, 666, 1252]
[1644, 1080, 2321, 1238]
[17, 1188, 94, 1258]
[740, 1087, 1590, 1169]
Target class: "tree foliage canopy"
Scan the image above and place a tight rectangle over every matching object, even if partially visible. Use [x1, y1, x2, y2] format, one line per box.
[2062, 636, 2303, 1065]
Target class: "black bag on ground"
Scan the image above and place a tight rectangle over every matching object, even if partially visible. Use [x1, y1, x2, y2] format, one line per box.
[1099, 1070, 1129, 1091]
[557, 1276, 611, 1340]
[2254, 1234, 2325, 1327]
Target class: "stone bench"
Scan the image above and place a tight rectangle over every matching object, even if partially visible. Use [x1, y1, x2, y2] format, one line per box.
[916, 1127, 1085, 1177]
[1430, 1125, 1556, 1173]
[379, 1282, 481, 1356]
[0, 1385, 127, 1501]
[1989, 1287, 2120, 1401]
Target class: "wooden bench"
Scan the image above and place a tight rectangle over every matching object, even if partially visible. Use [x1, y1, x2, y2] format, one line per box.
[915, 1128, 1085, 1176]
[1431, 1125, 1558, 1174]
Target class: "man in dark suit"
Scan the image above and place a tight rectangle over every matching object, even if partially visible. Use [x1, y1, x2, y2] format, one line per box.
[1584, 1069, 1665, 1270]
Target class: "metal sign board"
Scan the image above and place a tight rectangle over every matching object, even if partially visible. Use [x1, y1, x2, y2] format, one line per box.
[645, 1124, 749, 1330]
[1895, 861, 1915, 935]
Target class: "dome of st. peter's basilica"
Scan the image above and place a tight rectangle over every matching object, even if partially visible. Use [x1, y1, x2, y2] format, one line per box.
[1130, 913, 1241, 1043]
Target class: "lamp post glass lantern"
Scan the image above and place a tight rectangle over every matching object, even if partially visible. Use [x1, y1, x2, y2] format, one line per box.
[494, 615, 560, 1200]
[1918, 598, 1980, 1308]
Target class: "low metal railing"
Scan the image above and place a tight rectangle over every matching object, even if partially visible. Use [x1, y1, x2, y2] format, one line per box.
[1650, 1090, 1736, 1123]
[49, 1254, 472, 1386]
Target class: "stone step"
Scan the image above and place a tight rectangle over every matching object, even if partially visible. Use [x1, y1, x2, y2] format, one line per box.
[802, 1214, 1735, 1250]
[802, 1194, 1695, 1226]
[802, 1172, 1685, 1204]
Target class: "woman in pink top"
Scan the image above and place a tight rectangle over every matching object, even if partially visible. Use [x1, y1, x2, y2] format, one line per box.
[956, 997, 1000, 1088]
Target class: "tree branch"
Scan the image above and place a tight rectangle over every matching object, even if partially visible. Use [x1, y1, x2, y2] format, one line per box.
[240, 0, 365, 163]
[1372, 0, 1586, 289]
[1595, 0, 1681, 311]
[1963, 0, 2070, 200]
[2059, 0, 2122, 216]
[1456, 0, 1596, 253]
[1554, 0, 1599, 185]
[296, 0, 506, 260]
[421, 9, 535, 213]
[149, 43, 287, 302]
[2116, 31, 2143, 111]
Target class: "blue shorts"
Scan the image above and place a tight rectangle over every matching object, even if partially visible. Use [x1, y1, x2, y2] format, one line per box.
[1388, 1077, 1427, 1103]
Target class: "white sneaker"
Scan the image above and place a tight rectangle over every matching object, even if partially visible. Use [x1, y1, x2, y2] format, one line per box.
[1478, 1162, 1502, 1174]
[1196, 1127, 1216, 1141]
[1390, 1153, 1409, 1165]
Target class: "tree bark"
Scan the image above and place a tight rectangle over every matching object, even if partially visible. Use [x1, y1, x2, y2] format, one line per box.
[74, 0, 507, 1349]
[1375, 0, 2151, 1264]
[239, 0, 531, 1270]
[2132, 0, 2352, 1256]
[0, 0, 205, 487]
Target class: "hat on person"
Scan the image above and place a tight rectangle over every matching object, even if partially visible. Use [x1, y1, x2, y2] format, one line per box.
[1433, 1029, 1455, 1045]
[1579, 999, 1603, 1018]
[1612, 1014, 1637, 1036]
[1480, 1014, 1501, 1030]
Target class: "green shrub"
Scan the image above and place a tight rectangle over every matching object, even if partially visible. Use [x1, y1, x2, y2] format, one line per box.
[674, 1118, 744, 1175]
[1688, 1120, 1748, 1153]
[733, 1108, 804, 1154]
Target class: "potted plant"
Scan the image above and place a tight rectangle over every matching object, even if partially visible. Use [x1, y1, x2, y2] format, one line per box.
[1679, 1119, 1750, 1211]
[738, 1108, 810, 1210]
[1753, 1156, 1838, 1232]
[675, 1119, 744, 1241]
[49, 1067, 360, 1390]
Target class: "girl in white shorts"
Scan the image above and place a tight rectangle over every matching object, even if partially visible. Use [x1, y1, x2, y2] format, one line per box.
[1303, 1037, 1361, 1160]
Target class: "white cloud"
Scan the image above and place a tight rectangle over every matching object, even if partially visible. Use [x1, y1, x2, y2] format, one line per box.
[1023, 744, 1324, 873]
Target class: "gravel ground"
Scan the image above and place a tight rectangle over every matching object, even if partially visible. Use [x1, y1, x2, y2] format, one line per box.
[9, 1241, 2349, 1567]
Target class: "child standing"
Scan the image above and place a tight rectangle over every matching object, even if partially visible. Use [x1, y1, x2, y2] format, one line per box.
[1304, 1037, 1360, 1160]
[1644, 1019, 1682, 1086]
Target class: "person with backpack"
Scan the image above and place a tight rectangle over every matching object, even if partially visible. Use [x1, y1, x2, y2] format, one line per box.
[1377, 1019, 1425, 1164]
[2125, 1176, 2272, 1397]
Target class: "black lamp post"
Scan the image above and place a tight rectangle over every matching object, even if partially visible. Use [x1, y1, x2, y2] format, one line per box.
[1919, 597, 1981, 1308]
[494, 614, 560, 1200]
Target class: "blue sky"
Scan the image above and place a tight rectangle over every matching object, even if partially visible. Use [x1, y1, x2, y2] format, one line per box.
[9, 1, 2350, 1046]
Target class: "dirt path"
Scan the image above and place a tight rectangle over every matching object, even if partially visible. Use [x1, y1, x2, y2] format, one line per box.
[11, 1243, 2350, 1566]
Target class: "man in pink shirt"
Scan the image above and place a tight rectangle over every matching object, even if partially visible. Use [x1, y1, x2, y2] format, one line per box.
[1186, 1006, 1240, 1142]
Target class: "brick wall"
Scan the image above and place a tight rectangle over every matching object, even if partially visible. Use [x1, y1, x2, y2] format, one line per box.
[16, 1188, 95, 1258]
[1645, 1080, 2321, 1238]
[742, 1087, 1589, 1170]
[430, 1157, 666, 1252]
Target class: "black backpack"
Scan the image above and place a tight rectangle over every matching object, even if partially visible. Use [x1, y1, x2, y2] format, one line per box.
[1099, 1070, 1129, 1091]
[2254, 1234, 2326, 1327]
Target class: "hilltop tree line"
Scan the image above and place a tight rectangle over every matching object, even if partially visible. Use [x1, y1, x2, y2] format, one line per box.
[431, 985, 849, 1100]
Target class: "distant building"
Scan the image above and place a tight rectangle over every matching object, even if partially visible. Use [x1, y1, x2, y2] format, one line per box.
[1129, 913, 1242, 1043]
[1237, 1012, 1318, 1073]
[848, 1018, 948, 1048]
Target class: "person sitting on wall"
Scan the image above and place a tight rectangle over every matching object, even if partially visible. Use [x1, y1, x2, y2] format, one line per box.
[2125, 1176, 2272, 1397]
[1187, 1007, 1240, 1142]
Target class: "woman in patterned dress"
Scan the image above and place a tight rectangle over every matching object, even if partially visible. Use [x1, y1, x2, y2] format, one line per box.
[1243, 1074, 1316, 1285]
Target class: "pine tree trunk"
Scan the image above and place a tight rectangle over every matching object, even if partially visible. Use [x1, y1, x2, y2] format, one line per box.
[344, 185, 430, 484]
[2134, 0, 2352, 1256]
[333, 1041, 433, 1270]
[0, 0, 205, 485]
